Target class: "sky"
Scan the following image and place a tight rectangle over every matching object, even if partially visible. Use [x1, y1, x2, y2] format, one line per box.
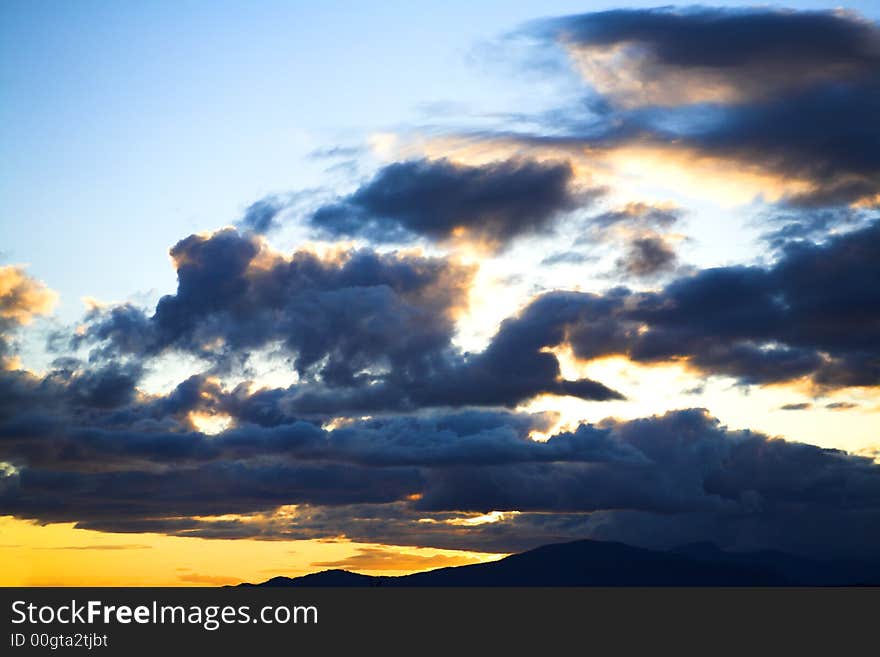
[1, 1, 880, 585]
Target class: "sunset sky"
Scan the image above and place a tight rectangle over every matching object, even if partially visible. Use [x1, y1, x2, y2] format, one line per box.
[2, 1, 880, 585]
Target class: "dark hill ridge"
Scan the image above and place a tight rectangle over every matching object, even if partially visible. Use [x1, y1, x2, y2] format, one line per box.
[257, 570, 377, 587]
[239, 539, 880, 587]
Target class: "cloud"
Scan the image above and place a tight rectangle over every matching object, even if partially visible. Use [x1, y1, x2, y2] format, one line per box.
[589, 202, 683, 231]
[676, 80, 880, 207]
[501, 218, 880, 390]
[615, 235, 678, 279]
[178, 573, 241, 585]
[311, 546, 481, 572]
[0, 266, 57, 366]
[72, 228, 620, 414]
[78, 228, 473, 382]
[5, 407, 878, 559]
[413, 409, 880, 519]
[540, 251, 596, 267]
[761, 208, 869, 249]
[0, 387, 634, 472]
[308, 145, 365, 160]
[237, 197, 284, 234]
[37, 544, 152, 551]
[826, 402, 859, 411]
[311, 158, 597, 251]
[0, 460, 424, 522]
[570, 202, 685, 280]
[6, 4, 880, 568]
[0, 266, 58, 325]
[1, 199, 877, 561]
[49, 361, 144, 410]
[536, 7, 880, 107]
[780, 403, 812, 411]
[517, 8, 880, 206]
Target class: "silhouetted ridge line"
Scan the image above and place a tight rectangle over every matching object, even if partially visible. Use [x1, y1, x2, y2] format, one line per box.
[239, 538, 880, 587]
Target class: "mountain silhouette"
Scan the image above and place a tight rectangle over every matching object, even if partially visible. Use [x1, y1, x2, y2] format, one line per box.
[239, 539, 880, 587]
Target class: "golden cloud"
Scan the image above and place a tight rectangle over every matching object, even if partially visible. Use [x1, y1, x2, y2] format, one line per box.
[310, 546, 488, 573]
[0, 265, 58, 325]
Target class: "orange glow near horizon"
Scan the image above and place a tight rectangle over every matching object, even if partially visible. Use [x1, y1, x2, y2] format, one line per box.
[0, 516, 504, 586]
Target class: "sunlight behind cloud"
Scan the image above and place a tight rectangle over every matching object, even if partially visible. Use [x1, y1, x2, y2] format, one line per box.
[187, 411, 234, 436]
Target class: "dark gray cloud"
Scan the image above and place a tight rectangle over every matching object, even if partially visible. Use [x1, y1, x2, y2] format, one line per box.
[761, 208, 870, 250]
[522, 7, 880, 206]
[0, 394, 636, 473]
[536, 7, 880, 104]
[78, 228, 472, 384]
[615, 235, 678, 279]
[308, 145, 365, 160]
[414, 409, 880, 521]
[3, 282, 879, 559]
[573, 203, 686, 280]
[680, 80, 880, 207]
[540, 251, 596, 267]
[237, 197, 284, 234]
[4, 398, 880, 559]
[3, 249, 876, 561]
[825, 402, 859, 411]
[590, 203, 683, 231]
[311, 158, 596, 251]
[493, 218, 880, 389]
[73, 228, 621, 414]
[1, 461, 423, 522]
